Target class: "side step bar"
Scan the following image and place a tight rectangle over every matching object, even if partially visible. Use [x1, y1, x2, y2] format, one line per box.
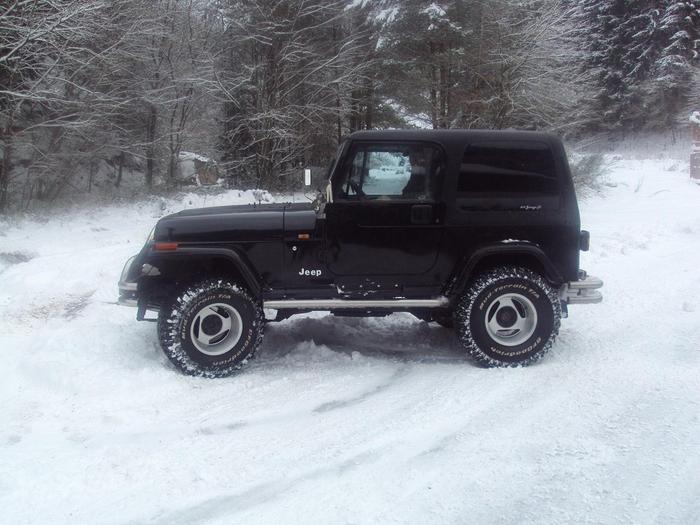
[263, 297, 450, 310]
[560, 275, 603, 305]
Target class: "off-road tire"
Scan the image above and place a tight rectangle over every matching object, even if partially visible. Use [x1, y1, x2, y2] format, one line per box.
[157, 279, 264, 377]
[455, 266, 561, 367]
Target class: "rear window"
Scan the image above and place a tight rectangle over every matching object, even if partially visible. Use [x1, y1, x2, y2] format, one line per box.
[459, 141, 558, 195]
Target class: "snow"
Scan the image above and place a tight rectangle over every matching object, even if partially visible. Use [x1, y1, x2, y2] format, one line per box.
[2, 158, 700, 523]
[422, 3, 447, 19]
[690, 111, 700, 125]
[500, 239, 526, 244]
[179, 151, 212, 163]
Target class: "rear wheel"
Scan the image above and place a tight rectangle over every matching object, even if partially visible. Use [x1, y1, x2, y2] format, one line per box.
[157, 279, 264, 377]
[455, 266, 561, 367]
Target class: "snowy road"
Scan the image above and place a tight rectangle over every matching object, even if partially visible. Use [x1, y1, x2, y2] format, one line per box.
[1, 161, 700, 524]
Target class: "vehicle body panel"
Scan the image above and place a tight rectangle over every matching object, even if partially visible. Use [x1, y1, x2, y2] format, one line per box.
[121, 129, 585, 313]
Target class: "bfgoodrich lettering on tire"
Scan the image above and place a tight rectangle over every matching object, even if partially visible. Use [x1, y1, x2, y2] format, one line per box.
[455, 266, 561, 367]
[157, 279, 264, 377]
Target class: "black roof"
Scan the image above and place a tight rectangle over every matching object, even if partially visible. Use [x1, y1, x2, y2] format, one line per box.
[346, 129, 560, 148]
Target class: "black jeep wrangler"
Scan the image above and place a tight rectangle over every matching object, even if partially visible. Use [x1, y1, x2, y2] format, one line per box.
[118, 130, 602, 377]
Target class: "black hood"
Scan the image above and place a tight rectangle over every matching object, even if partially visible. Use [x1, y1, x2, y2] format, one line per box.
[171, 202, 287, 218]
[154, 201, 315, 243]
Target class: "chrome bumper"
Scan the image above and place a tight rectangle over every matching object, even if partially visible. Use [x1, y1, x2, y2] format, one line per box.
[560, 274, 603, 305]
[118, 255, 138, 307]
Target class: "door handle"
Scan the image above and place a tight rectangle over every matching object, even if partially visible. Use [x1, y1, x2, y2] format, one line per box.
[410, 204, 434, 225]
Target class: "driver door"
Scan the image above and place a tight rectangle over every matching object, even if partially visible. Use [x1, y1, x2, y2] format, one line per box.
[324, 141, 446, 292]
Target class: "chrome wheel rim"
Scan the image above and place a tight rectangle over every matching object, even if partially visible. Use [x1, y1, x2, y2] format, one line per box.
[484, 293, 538, 347]
[189, 303, 243, 356]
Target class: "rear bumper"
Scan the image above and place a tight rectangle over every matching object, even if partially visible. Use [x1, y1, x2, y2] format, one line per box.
[118, 255, 138, 307]
[560, 273, 603, 304]
[118, 288, 137, 307]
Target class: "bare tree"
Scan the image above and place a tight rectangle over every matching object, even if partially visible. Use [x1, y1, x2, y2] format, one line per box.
[217, 0, 375, 190]
[0, 0, 104, 210]
[0, 0, 223, 210]
[159, 0, 220, 183]
[459, 0, 591, 132]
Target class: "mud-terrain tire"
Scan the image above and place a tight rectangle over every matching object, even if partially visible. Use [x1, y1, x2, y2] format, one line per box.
[455, 266, 561, 367]
[157, 279, 264, 377]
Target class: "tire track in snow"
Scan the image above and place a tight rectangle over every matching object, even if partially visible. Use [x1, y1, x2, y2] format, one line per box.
[146, 448, 387, 525]
[312, 366, 410, 413]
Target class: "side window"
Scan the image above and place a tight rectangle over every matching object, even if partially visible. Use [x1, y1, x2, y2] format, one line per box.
[459, 141, 558, 195]
[337, 143, 443, 201]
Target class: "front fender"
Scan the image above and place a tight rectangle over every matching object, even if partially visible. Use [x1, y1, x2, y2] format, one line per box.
[142, 245, 262, 297]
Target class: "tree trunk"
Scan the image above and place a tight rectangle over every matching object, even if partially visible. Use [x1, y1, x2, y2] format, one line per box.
[168, 103, 179, 184]
[333, 23, 343, 142]
[439, 43, 447, 128]
[116, 151, 124, 188]
[429, 42, 438, 129]
[349, 90, 359, 132]
[365, 77, 374, 130]
[145, 104, 157, 187]
[168, 149, 177, 184]
[88, 163, 95, 193]
[337, 98, 343, 142]
[0, 144, 8, 213]
[0, 123, 11, 212]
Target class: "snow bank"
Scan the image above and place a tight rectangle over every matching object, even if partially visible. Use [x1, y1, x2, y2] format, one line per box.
[1, 160, 700, 524]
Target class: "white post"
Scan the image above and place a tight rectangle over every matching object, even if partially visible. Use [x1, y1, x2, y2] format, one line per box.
[691, 111, 700, 182]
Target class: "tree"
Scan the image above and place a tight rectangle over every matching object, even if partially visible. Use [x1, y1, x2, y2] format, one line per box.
[569, 0, 700, 132]
[650, 1, 700, 126]
[379, 0, 588, 131]
[217, 0, 375, 190]
[0, 0, 103, 210]
[379, 0, 472, 129]
[0, 0, 223, 211]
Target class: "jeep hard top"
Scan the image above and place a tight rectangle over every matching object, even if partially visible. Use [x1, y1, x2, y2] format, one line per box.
[119, 129, 602, 377]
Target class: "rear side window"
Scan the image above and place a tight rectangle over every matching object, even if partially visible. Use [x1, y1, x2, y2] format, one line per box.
[459, 141, 558, 195]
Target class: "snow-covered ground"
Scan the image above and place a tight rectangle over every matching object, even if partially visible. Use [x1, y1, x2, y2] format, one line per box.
[1, 159, 699, 524]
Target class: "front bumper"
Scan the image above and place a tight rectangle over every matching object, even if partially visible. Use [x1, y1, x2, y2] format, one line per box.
[118, 255, 138, 307]
[560, 273, 603, 304]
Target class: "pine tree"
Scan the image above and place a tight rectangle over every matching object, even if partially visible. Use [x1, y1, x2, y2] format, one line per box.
[649, 1, 700, 125]
[569, 0, 700, 132]
[379, 0, 472, 129]
[570, 0, 651, 131]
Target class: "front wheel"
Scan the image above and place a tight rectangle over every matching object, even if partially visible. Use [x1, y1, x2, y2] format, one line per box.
[455, 266, 561, 367]
[157, 279, 264, 377]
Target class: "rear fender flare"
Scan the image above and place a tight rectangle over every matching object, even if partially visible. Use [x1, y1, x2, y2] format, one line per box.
[448, 243, 563, 297]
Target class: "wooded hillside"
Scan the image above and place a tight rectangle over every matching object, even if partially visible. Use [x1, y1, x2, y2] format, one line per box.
[1, 0, 698, 211]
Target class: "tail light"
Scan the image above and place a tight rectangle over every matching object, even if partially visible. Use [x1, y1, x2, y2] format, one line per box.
[154, 242, 179, 251]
